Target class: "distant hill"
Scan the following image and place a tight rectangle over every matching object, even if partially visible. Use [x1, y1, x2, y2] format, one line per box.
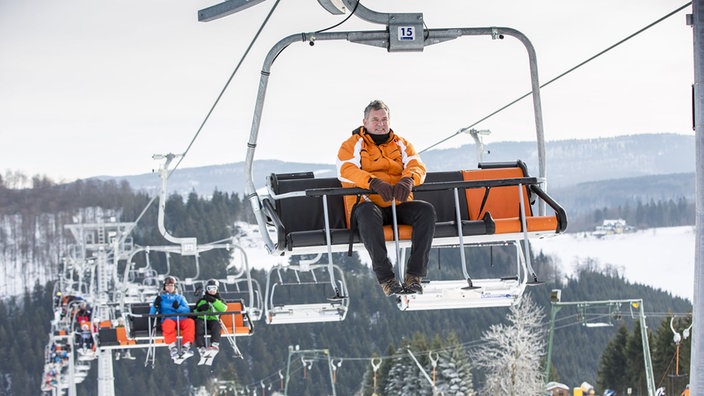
[551, 172, 694, 215]
[96, 133, 695, 214]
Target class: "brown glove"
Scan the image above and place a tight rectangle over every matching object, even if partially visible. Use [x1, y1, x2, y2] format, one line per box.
[393, 177, 414, 202]
[369, 178, 394, 202]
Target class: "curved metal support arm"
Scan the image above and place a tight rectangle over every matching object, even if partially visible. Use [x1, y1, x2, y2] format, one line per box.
[154, 154, 198, 255]
[339, 0, 398, 25]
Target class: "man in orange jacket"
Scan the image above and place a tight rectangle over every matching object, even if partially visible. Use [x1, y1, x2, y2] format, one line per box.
[337, 100, 436, 296]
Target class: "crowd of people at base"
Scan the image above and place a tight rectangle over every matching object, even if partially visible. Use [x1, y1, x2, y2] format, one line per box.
[150, 277, 227, 364]
[52, 293, 96, 352]
[41, 293, 94, 392]
[41, 342, 70, 392]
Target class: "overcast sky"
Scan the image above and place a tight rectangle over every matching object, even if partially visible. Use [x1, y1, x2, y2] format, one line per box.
[0, 0, 695, 183]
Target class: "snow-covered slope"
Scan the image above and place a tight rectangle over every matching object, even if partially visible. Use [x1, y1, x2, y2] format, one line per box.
[235, 222, 696, 302]
[531, 226, 695, 301]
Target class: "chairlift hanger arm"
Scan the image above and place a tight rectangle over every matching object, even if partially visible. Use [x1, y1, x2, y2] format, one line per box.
[244, 25, 544, 196]
[154, 154, 200, 255]
[242, 12, 547, 251]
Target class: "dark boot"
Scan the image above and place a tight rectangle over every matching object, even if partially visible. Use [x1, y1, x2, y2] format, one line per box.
[403, 273, 423, 294]
[381, 278, 403, 296]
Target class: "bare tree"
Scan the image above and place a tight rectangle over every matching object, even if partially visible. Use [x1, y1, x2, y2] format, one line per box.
[470, 294, 546, 395]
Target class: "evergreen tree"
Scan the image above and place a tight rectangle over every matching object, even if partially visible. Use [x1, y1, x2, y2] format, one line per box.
[648, 315, 691, 395]
[1, 173, 697, 394]
[432, 333, 475, 395]
[597, 324, 629, 393]
[384, 334, 430, 395]
[624, 321, 649, 395]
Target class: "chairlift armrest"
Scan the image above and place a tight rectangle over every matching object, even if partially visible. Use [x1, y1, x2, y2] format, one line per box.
[195, 310, 245, 316]
[528, 184, 568, 232]
[413, 177, 539, 192]
[302, 177, 539, 197]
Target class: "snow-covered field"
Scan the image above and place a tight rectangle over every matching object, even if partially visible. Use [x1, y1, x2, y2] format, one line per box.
[531, 226, 695, 301]
[235, 223, 696, 301]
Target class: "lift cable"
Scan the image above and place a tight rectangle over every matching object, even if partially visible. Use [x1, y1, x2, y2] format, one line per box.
[169, 0, 282, 175]
[420, 1, 692, 154]
[315, 0, 360, 34]
[121, 0, 282, 234]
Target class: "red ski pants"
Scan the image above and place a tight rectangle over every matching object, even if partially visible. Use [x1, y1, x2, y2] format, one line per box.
[161, 318, 195, 345]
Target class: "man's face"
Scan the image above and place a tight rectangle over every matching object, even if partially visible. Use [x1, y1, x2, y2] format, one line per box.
[363, 108, 390, 135]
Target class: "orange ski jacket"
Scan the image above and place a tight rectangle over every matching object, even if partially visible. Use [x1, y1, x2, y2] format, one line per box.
[336, 126, 427, 210]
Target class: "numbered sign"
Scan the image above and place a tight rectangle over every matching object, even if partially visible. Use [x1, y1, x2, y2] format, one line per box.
[397, 26, 416, 41]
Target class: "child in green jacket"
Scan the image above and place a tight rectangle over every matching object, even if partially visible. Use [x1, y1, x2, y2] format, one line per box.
[194, 279, 227, 356]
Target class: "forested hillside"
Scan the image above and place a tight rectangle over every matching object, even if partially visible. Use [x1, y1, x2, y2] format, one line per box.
[1, 261, 691, 395]
[0, 174, 693, 395]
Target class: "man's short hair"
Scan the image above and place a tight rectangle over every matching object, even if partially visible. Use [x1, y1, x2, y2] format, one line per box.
[364, 100, 390, 120]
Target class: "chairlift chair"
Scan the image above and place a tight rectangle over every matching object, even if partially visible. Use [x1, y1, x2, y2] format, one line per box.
[239, 2, 567, 312]
[264, 262, 350, 325]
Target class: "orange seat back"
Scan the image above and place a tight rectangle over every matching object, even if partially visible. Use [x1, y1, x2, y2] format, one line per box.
[462, 168, 532, 220]
[220, 301, 251, 335]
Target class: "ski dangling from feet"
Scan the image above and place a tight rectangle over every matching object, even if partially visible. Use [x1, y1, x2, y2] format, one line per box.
[198, 348, 219, 366]
[173, 349, 194, 365]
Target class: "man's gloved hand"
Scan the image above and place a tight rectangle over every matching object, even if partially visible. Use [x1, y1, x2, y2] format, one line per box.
[369, 178, 394, 202]
[393, 177, 414, 202]
[154, 296, 162, 307]
[172, 300, 180, 309]
[204, 294, 216, 303]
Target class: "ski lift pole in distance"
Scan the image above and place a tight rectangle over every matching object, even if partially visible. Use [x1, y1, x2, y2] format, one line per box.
[283, 346, 336, 396]
[462, 128, 491, 163]
[670, 315, 693, 378]
[370, 357, 382, 396]
[330, 358, 342, 383]
[406, 347, 439, 395]
[545, 292, 656, 396]
[429, 351, 439, 386]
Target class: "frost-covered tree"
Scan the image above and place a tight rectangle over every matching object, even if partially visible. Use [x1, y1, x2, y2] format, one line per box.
[384, 334, 432, 395]
[364, 333, 475, 395]
[384, 355, 427, 395]
[470, 295, 546, 395]
[432, 333, 475, 395]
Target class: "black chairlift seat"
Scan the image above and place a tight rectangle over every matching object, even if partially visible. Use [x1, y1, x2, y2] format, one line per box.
[97, 300, 254, 350]
[262, 171, 497, 255]
[262, 160, 566, 256]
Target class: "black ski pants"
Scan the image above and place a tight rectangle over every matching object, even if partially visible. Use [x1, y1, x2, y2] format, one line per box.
[195, 317, 222, 348]
[353, 200, 436, 283]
